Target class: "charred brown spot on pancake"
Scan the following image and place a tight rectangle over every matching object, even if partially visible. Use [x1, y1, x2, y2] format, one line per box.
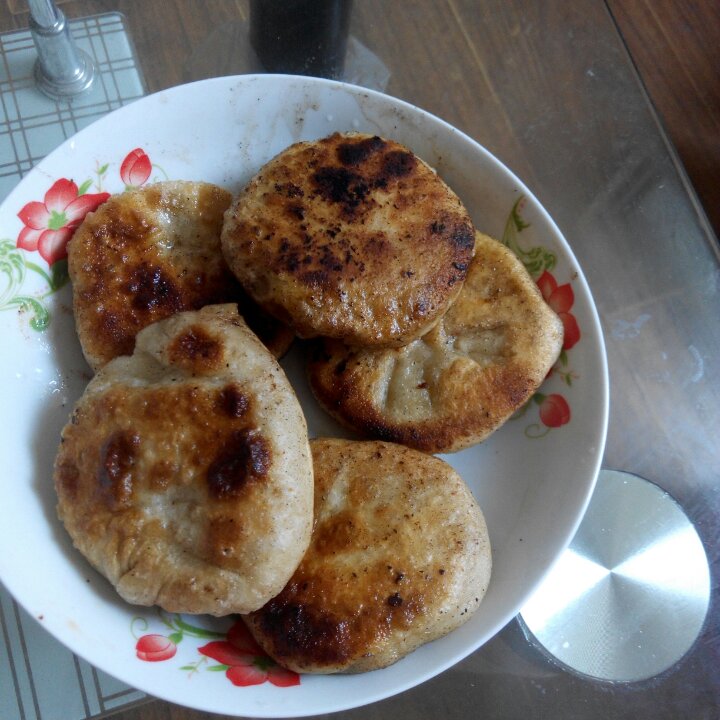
[256, 593, 353, 667]
[317, 242, 348, 271]
[276, 232, 368, 288]
[274, 181, 304, 198]
[98, 431, 139, 509]
[298, 269, 331, 287]
[251, 553, 429, 668]
[450, 222, 475, 251]
[363, 233, 392, 258]
[311, 167, 372, 215]
[127, 263, 182, 312]
[285, 202, 305, 220]
[207, 429, 271, 500]
[336, 135, 386, 165]
[379, 149, 417, 180]
[277, 243, 301, 273]
[217, 385, 250, 418]
[168, 325, 224, 373]
[429, 216, 475, 255]
[55, 460, 80, 499]
[90, 209, 154, 248]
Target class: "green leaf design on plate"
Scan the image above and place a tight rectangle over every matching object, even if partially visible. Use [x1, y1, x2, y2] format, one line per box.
[130, 616, 150, 638]
[169, 615, 227, 639]
[179, 656, 208, 674]
[502, 196, 556, 278]
[8, 295, 51, 330]
[77, 178, 93, 195]
[525, 423, 551, 439]
[0, 242, 55, 331]
[0, 239, 26, 302]
[50, 258, 69, 290]
[207, 664, 230, 672]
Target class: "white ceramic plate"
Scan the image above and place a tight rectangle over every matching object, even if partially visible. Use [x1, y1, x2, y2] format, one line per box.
[0, 75, 608, 717]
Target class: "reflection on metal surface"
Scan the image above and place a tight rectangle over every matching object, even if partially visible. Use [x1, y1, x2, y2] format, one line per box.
[519, 469, 710, 682]
[29, 1, 96, 99]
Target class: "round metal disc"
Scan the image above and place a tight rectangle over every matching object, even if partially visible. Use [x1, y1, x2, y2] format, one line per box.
[519, 469, 710, 682]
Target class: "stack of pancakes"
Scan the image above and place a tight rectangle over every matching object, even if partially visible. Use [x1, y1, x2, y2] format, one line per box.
[54, 132, 562, 674]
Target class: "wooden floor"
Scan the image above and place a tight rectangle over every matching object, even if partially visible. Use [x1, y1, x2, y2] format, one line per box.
[607, 0, 720, 239]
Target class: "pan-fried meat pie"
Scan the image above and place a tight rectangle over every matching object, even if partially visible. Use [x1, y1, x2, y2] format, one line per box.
[221, 132, 475, 347]
[307, 232, 564, 453]
[69, 181, 292, 371]
[243, 438, 491, 673]
[54, 304, 313, 616]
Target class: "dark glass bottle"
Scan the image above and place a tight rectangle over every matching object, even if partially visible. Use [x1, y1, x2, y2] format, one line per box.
[249, 0, 353, 79]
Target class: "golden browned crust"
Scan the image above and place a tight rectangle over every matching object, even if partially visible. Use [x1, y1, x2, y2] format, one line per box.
[54, 304, 313, 616]
[68, 181, 293, 371]
[243, 438, 491, 673]
[221, 133, 475, 347]
[307, 232, 564, 453]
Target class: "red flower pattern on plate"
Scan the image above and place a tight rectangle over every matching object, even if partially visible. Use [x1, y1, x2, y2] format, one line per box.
[136, 634, 178, 662]
[16, 178, 109, 265]
[120, 148, 152, 187]
[537, 270, 580, 350]
[199, 621, 300, 687]
[538, 393, 571, 428]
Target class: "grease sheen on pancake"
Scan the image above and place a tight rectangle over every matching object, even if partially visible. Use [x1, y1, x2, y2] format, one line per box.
[243, 438, 491, 673]
[69, 181, 293, 371]
[307, 232, 564, 453]
[221, 132, 475, 347]
[54, 304, 313, 616]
